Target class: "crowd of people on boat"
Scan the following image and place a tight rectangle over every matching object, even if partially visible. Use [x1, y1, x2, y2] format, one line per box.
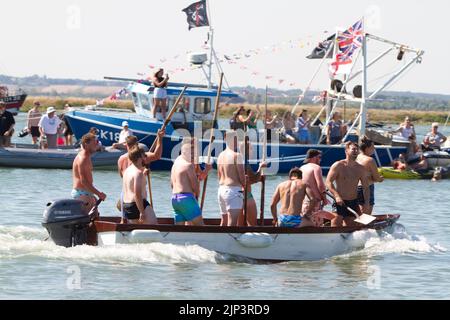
[228, 106, 353, 146]
[71, 127, 386, 229]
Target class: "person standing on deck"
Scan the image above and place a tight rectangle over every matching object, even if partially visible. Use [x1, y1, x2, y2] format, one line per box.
[0, 102, 15, 147]
[72, 133, 107, 214]
[217, 131, 246, 226]
[151, 68, 169, 119]
[326, 112, 347, 145]
[171, 138, 212, 226]
[326, 142, 370, 227]
[39, 107, 62, 149]
[237, 141, 267, 227]
[296, 110, 311, 144]
[300, 149, 337, 226]
[392, 116, 416, 141]
[27, 101, 42, 145]
[270, 167, 315, 228]
[122, 146, 157, 225]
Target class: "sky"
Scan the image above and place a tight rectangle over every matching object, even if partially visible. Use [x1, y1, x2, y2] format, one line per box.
[0, 0, 449, 95]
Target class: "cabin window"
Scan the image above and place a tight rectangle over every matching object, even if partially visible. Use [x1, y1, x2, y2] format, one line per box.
[139, 94, 151, 111]
[194, 98, 211, 114]
[170, 97, 190, 113]
[131, 92, 139, 108]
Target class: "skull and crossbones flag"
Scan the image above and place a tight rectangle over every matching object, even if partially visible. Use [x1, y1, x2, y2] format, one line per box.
[182, 0, 210, 30]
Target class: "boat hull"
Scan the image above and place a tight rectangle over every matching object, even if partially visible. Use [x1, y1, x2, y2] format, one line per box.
[91, 216, 400, 262]
[0, 94, 27, 115]
[65, 110, 406, 174]
[379, 167, 450, 180]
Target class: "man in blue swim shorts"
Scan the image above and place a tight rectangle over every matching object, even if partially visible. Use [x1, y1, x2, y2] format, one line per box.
[171, 139, 211, 225]
[270, 167, 314, 228]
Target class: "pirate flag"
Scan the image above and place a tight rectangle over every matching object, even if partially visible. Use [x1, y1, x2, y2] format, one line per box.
[306, 34, 335, 59]
[182, 0, 209, 30]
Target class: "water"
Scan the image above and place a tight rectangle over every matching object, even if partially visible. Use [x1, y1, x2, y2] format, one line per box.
[1, 114, 449, 299]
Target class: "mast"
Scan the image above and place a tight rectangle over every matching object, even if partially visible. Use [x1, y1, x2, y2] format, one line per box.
[206, 0, 213, 89]
[359, 26, 368, 141]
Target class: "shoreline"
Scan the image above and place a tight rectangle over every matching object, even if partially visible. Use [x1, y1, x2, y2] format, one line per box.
[20, 96, 449, 125]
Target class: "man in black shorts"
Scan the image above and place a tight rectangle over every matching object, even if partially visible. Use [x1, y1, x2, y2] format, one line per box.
[326, 142, 370, 227]
[0, 102, 15, 147]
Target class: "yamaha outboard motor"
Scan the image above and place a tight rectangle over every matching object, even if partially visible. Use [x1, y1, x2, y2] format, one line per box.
[42, 199, 92, 247]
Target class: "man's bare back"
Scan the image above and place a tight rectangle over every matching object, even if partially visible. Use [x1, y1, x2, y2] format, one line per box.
[123, 165, 146, 203]
[276, 179, 307, 216]
[171, 156, 198, 196]
[217, 149, 244, 187]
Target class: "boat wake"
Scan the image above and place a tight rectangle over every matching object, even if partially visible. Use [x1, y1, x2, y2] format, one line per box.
[343, 223, 447, 258]
[0, 225, 220, 265]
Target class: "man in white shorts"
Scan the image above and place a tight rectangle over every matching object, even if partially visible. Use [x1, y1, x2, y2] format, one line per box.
[217, 131, 246, 226]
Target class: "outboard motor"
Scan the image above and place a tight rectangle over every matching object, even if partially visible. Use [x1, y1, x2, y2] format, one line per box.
[42, 199, 92, 247]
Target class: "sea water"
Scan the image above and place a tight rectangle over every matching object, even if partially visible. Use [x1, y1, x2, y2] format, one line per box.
[0, 113, 449, 299]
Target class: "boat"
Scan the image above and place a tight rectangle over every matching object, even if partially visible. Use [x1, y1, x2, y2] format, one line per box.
[42, 199, 400, 262]
[379, 166, 450, 180]
[0, 144, 125, 169]
[0, 86, 27, 115]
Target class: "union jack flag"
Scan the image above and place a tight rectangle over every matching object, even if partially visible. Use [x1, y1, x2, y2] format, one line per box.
[330, 19, 364, 76]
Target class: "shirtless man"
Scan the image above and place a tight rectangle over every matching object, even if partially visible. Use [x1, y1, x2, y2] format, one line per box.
[122, 146, 157, 225]
[72, 133, 107, 214]
[217, 131, 246, 226]
[356, 137, 384, 215]
[326, 141, 370, 227]
[171, 139, 212, 226]
[270, 167, 314, 228]
[300, 149, 337, 226]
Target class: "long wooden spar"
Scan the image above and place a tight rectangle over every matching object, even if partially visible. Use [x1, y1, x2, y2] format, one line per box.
[147, 86, 188, 207]
[200, 73, 224, 211]
[259, 86, 269, 226]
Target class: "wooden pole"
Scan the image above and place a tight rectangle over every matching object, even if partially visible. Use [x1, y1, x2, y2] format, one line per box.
[147, 86, 188, 208]
[243, 134, 249, 226]
[260, 86, 268, 226]
[200, 73, 224, 211]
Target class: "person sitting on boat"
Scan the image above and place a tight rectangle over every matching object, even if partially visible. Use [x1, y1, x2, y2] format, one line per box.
[122, 146, 157, 225]
[296, 109, 311, 144]
[38, 107, 62, 149]
[282, 112, 297, 144]
[237, 141, 267, 226]
[217, 131, 246, 227]
[112, 121, 133, 150]
[326, 112, 347, 145]
[246, 105, 261, 130]
[27, 101, 42, 145]
[326, 141, 370, 227]
[270, 167, 315, 228]
[72, 133, 107, 214]
[392, 117, 416, 141]
[151, 68, 169, 119]
[392, 153, 407, 171]
[171, 138, 212, 226]
[422, 123, 447, 151]
[409, 154, 429, 171]
[356, 137, 384, 215]
[0, 101, 15, 148]
[300, 149, 337, 227]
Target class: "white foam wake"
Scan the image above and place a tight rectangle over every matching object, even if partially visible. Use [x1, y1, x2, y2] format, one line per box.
[344, 224, 447, 257]
[0, 225, 219, 264]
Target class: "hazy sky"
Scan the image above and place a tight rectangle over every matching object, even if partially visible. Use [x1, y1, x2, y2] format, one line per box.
[0, 0, 448, 95]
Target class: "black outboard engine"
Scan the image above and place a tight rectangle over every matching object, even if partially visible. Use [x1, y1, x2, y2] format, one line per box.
[42, 199, 92, 247]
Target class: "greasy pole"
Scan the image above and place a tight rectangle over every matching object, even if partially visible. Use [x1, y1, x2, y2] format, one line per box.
[200, 73, 224, 211]
[259, 86, 268, 226]
[147, 86, 188, 208]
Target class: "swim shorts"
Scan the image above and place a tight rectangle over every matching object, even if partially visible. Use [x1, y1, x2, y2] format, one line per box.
[332, 199, 360, 218]
[357, 184, 375, 206]
[123, 199, 151, 220]
[71, 189, 94, 199]
[279, 215, 302, 228]
[154, 87, 167, 99]
[218, 186, 244, 213]
[172, 193, 202, 223]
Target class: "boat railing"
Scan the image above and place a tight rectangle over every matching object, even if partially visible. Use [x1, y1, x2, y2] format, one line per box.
[74, 105, 133, 113]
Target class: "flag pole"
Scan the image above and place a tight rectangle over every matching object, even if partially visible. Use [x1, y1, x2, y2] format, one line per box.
[206, 0, 214, 89]
[359, 19, 368, 141]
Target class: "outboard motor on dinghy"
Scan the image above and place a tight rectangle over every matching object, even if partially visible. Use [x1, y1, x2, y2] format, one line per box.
[42, 199, 93, 247]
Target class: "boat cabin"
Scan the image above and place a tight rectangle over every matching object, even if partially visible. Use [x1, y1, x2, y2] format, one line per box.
[127, 81, 239, 132]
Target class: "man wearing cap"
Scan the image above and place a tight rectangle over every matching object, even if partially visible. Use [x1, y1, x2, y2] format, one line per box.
[301, 149, 337, 226]
[113, 121, 133, 150]
[0, 101, 15, 147]
[423, 123, 447, 151]
[38, 107, 62, 149]
[27, 101, 42, 144]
